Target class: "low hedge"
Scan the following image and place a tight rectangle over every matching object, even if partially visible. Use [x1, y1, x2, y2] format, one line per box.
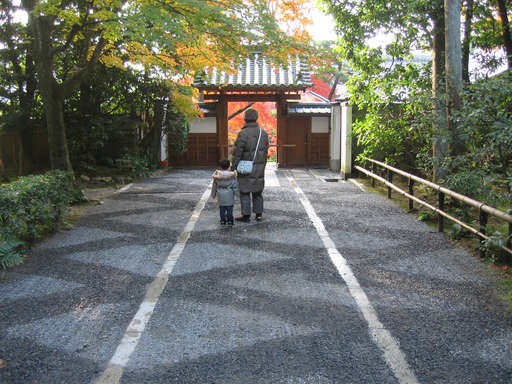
[0, 170, 85, 268]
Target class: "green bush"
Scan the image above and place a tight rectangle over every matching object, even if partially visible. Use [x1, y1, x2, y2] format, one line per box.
[0, 170, 85, 244]
[117, 154, 150, 178]
[0, 234, 25, 269]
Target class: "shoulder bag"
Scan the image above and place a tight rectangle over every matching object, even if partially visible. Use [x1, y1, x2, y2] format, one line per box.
[236, 128, 262, 175]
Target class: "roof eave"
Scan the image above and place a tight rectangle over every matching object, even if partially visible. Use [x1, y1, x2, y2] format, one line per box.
[193, 84, 311, 91]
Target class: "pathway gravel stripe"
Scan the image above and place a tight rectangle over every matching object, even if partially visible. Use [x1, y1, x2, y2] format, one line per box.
[349, 178, 366, 192]
[118, 183, 133, 193]
[265, 166, 280, 187]
[286, 173, 419, 384]
[94, 183, 212, 384]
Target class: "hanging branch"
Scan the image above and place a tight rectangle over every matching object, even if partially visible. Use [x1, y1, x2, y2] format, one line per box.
[228, 102, 255, 120]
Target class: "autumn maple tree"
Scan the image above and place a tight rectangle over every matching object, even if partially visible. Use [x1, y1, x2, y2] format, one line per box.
[228, 102, 278, 161]
[10, 0, 313, 172]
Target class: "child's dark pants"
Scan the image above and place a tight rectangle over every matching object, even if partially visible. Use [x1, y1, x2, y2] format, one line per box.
[219, 205, 234, 223]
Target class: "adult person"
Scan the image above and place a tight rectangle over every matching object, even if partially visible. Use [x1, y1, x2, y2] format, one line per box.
[231, 108, 269, 222]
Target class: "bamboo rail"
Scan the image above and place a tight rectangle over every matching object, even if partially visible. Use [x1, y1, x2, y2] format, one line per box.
[355, 159, 512, 258]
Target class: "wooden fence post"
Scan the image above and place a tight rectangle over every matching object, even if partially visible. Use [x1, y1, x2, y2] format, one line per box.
[479, 209, 488, 258]
[438, 192, 445, 232]
[505, 209, 512, 263]
[408, 178, 414, 210]
[387, 169, 392, 199]
[371, 163, 376, 187]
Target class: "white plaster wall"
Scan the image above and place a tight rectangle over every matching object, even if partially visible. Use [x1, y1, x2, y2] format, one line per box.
[330, 104, 341, 172]
[189, 117, 216, 133]
[311, 117, 329, 133]
[341, 104, 352, 178]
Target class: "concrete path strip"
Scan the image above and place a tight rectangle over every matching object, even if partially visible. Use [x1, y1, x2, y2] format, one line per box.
[286, 172, 419, 384]
[264, 163, 280, 187]
[94, 183, 212, 384]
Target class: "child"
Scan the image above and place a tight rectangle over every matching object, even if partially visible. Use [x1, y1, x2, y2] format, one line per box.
[211, 160, 239, 225]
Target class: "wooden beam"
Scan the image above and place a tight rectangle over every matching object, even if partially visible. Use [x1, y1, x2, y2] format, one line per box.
[203, 93, 302, 101]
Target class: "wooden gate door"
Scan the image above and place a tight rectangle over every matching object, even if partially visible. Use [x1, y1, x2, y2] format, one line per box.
[285, 116, 309, 166]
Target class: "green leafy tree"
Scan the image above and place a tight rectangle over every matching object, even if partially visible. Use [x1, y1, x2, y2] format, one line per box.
[10, 0, 305, 173]
[0, 0, 40, 174]
[319, 0, 512, 180]
[469, 0, 512, 72]
[447, 71, 512, 203]
[319, 0, 443, 171]
[0, 0, 37, 121]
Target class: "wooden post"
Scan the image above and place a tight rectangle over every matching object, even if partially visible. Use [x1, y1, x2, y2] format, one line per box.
[306, 117, 312, 166]
[438, 192, 445, 232]
[506, 213, 512, 263]
[387, 169, 392, 199]
[372, 163, 376, 187]
[216, 95, 228, 161]
[276, 96, 287, 167]
[408, 178, 415, 210]
[479, 209, 488, 258]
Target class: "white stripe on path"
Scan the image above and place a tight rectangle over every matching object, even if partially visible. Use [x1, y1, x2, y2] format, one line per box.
[349, 178, 366, 192]
[94, 184, 212, 384]
[265, 169, 280, 187]
[265, 162, 280, 187]
[286, 173, 419, 384]
[309, 169, 345, 183]
[117, 183, 133, 193]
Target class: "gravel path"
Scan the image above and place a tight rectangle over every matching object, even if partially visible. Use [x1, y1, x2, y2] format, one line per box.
[1, 167, 511, 384]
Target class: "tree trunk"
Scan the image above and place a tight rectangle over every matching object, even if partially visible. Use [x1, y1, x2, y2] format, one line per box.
[17, 56, 37, 174]
[28, 4, 107, 173]
[445, 0, 465, 157]
[496, 0, 512, 68]
[328, 74, 340, 101]
[462, 0, 474, 82]
[45, 93, 73, 171]
[432, 1, 449, 181]
[32, 15, 73, 172]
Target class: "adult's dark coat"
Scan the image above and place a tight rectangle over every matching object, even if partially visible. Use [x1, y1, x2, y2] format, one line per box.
[232, 121, 269, 193]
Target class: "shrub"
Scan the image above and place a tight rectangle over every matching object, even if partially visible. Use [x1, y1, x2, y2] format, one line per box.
[0, 170, 85, 244]
[117, 154, 150, 178]
[0, 234, 25, 269]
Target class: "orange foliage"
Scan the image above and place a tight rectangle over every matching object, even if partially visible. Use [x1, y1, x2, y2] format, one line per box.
[228, 102, 277, 161]
[268, 0, 313, 41]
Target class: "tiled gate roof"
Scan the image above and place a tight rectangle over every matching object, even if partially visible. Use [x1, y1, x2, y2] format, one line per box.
[193, 52, 312, 90]
[197, 101, 331, 117]
[287, 102, 331, 116]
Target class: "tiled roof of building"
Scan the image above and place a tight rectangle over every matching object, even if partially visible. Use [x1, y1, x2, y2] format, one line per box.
[310, 76, 333, 100]
[193, 53, 312, 90]
[198, 102, 217, 116]
[287, 102, 331, 116]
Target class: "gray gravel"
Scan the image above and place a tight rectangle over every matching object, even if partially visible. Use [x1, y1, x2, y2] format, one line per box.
[0, 167, 511, 384]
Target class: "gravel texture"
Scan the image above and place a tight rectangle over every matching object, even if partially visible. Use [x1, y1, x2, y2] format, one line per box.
[0, 167, 511, 384]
